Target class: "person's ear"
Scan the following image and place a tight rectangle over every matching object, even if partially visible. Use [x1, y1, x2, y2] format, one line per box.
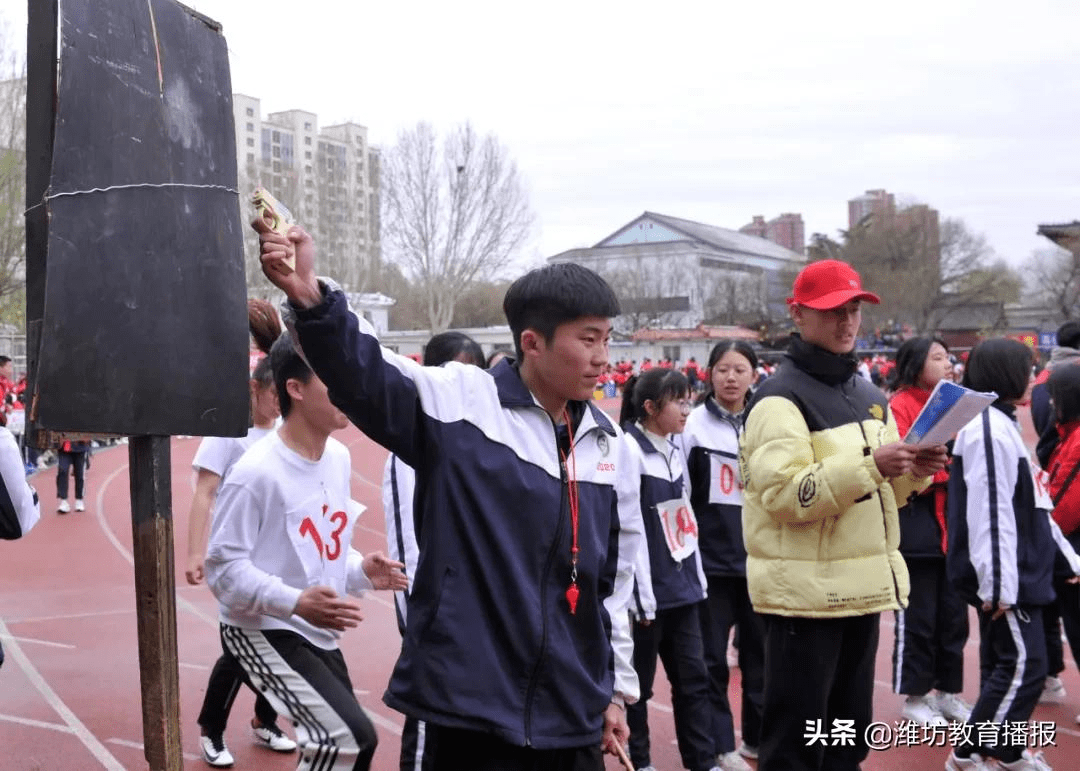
[789, 303, 803, 326]
[520, 329, 543, 359]
[285, 377, 305, 405]
[643, 399, 657, 417]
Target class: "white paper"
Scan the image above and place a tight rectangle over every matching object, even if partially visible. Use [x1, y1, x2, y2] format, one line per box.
[902, 379, 998, 448]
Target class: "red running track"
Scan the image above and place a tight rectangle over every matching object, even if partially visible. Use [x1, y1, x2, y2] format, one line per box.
[0, 405, 1077, 770]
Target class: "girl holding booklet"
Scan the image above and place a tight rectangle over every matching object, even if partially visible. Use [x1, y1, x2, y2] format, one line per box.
[887, 337, 972, 726]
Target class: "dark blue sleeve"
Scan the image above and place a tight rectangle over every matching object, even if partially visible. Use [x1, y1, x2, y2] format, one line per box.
[292, 289, 427, 467]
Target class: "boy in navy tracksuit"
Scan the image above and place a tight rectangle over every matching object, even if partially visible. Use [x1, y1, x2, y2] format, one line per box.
[255, 219, 645, 771]
[945, 339, 1080, 771]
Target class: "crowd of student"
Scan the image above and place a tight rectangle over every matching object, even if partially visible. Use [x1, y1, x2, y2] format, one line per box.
[175, 229, 1080, 771]
[4, 219, 1070, 771]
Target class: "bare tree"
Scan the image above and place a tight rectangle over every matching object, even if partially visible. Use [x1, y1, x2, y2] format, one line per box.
[842, 213, 1019, 334]
[604, 255, 691, 333]
[1023, 246, 1080, 321]
[0, 39, 26, 327]
[381, 122, 533, 332]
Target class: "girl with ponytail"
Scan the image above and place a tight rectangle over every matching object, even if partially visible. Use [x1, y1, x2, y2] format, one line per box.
[620, 368, 723, 771]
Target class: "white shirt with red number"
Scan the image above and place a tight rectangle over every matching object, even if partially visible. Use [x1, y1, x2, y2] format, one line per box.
[206, 430, 372, 650]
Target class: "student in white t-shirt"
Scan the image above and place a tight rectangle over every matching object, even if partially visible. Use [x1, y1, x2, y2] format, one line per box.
[186, 355, 296, 766]
[206, 333, 407, 771]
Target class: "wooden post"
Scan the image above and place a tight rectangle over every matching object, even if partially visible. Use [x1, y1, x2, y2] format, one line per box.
[128, 436, 182, 771]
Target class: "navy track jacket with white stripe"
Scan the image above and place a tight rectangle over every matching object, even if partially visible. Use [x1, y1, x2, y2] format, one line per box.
[288, 284, 643, 750]
[624, 423, 705, 615]
[947, 403, 1080, 609]
[678, 399, 747, 576]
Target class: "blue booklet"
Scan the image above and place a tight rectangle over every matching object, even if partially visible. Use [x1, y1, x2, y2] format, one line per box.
[903, 379, 997, 447]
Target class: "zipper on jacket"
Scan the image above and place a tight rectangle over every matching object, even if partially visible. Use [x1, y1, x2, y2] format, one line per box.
[523, 413, 571, 745]
[845, 389, 904, 607]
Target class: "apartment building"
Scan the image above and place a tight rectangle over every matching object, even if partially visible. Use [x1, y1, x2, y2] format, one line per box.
[232, 94, 381, 293]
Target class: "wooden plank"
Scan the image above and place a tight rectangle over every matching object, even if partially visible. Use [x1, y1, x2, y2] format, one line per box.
[128, 436, 182, 771]
[24, 0, 58, 450]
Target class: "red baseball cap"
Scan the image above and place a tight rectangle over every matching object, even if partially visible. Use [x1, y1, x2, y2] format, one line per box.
[787, 259, 880, 310]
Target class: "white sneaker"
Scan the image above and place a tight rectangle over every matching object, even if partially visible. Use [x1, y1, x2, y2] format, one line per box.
[74, 499, 85, 512]
[1039, 676, 1067, 704]
[999, 749, 1053, 770]
[635, 767, 657, 771]
[57, 499, 70, 514]
[931, 691, 973, 722]
[945, 752, 993, 770]
[902, 694, 948, 726]
[200, 734, 234, 767]
[717, 751, 753, 771]
[737, 742, 758, 760]
[252, 721, 296, 752]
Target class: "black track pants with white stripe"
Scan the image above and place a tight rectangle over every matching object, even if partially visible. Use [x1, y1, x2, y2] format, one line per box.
[955, 606, 1047, 764]
[891, 557, 968, 696]
[221, 624, 377, 771]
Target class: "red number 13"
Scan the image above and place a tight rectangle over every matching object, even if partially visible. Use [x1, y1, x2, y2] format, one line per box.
[299, 510, 348, 560]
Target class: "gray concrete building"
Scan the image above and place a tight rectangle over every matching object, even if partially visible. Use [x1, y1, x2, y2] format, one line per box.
[548, 212, 806, 333]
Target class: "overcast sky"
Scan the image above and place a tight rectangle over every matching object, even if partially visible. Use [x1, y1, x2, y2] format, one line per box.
[3, 0, 1078, 272]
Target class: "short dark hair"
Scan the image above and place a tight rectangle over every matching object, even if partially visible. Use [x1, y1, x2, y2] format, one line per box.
[0, 356, 11, 366]
[962, 338, 1032, 402]
[503, 263, 620, 360]
[619, 367, 690, 427]
[889, 336, 948, 391]
[269, 333, 313, 418]
[1048, 364, 1080, 424]
[1058, 321, 1080, 349]
[423, 331, 484, 367]
[251, 355, 274, 389]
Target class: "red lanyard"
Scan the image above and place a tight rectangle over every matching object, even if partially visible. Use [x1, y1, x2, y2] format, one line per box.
[560, 409, 580, 614]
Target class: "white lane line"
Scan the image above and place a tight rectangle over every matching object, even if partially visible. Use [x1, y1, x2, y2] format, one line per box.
[0, 634, 76, 650]
[93, 462, 218, 627]
[0, 618, 124, 770]
[11, 608, 132, 624]
[0, 711, 74, 733]
[352, 693, 402, 736]
[105, 737, 201, 762]
[179, 661, 209, 671]
[351, 467, 382, 493]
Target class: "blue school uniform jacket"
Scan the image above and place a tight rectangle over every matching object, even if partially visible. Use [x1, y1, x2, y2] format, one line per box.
[678, 399, 747, 577]
[286, 283, 643, 750]
[947, 403, 1080, 609]
[624, 423, 706, 616]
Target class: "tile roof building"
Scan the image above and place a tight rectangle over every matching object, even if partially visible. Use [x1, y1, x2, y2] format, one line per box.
[548, 212, 806, 333]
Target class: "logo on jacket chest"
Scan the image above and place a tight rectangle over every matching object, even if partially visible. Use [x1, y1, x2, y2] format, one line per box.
[798, 474, 817, 507]
[868, 404, 884, 421]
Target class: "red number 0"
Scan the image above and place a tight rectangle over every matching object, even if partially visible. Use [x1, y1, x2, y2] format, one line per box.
[299, 510, 349, 561]
[720, 463, 735, 495]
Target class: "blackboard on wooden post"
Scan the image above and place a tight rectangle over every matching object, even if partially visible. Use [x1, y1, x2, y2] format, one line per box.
[25, 2, 249, 769]
[27, 0, 249, 439]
